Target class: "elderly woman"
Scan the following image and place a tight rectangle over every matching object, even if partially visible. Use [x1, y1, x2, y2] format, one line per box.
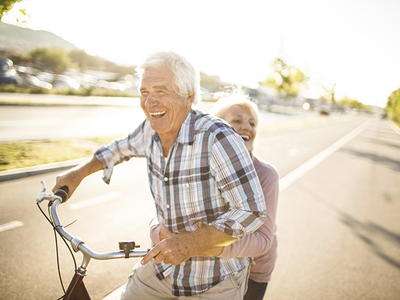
[150, 94, 279, 300]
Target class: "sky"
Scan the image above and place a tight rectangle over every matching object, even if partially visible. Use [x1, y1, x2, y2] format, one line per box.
[4, 0, 400, 108]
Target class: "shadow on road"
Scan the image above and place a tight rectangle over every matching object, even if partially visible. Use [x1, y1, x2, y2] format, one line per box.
[295, 183, 400, 271]
[340, 216, 400, 270]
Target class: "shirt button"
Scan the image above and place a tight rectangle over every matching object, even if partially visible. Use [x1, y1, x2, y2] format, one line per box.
[164, 177, 168, 182]
[166, 204, 170, 209]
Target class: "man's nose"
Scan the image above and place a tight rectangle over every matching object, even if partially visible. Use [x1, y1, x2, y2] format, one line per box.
[144, 93, 158, 107]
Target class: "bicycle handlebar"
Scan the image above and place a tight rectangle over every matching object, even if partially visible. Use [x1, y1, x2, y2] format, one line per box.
[37, 181, 148, 269]
[50, 198, 148, 261]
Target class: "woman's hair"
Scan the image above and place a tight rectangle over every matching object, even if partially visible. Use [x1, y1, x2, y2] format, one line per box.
[211, 93, 259, 127]
[136, 51, 202, 106]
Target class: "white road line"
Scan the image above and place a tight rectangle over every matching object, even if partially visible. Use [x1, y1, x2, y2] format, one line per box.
[69, 191, 122, 210]
[388, 120, 400, 136]
[0, 220, 24, 233]
[279, 118, 373, 192]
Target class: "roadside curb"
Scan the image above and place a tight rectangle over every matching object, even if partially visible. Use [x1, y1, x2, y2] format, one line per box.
[0, 158, 87, 182]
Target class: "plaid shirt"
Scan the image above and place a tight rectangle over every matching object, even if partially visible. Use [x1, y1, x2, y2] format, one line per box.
[94, 110, 266, 297]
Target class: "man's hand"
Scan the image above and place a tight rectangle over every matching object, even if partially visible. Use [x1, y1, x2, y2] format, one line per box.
[159, 225, 174, 241]
[158, 225, 224, 257]
[142, 233, 195, 265]
[52, 156, 103, 200]
[52, 169, 83, 200]
[141, 224, 236, 265]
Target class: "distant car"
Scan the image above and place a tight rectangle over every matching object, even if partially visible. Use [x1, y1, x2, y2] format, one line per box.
[0, 58, 21, 85]
[52, 75, 80, 90]
[380, 111, 388, 119]
[319, 105, 331, 116]
[21, 74, 53, 90]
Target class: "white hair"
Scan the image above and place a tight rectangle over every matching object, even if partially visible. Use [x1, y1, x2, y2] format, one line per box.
[136, 51, 202, 107]
[211, 94, 260, 126]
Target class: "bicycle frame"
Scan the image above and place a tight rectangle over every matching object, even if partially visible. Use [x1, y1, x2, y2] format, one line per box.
[37, 181, 148, 300]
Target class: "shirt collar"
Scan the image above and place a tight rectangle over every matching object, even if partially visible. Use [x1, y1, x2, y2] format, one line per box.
[175, 109, 197, 146]
[151, 109, 197, 145]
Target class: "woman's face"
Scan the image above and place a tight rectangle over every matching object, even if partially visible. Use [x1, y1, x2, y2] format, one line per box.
[222, 105, 257, 153]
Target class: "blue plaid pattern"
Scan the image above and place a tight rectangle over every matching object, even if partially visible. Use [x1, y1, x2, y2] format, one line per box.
[94, 110, 266, 296]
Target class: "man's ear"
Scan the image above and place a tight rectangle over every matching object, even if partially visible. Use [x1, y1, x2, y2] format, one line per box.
[186, 93, 194, 107]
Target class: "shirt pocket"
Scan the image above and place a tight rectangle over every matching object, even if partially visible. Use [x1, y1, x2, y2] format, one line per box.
[178, 176, 222, 229]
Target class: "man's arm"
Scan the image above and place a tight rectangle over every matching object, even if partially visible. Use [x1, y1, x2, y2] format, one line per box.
[52, 155, 103, 200]
[142, 224, 236, 265]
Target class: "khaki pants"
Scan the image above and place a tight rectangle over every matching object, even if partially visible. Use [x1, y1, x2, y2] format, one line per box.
[120, 260, 250, 300]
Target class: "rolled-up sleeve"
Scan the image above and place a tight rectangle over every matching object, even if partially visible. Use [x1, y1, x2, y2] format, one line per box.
[208, 130, 266, 238]
[94, 121, 147, 184]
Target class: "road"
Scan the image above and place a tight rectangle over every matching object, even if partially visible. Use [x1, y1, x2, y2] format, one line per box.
[0, 102, 146, 142]
[0, 92, 328, 142]
[0, 100, 399, 299]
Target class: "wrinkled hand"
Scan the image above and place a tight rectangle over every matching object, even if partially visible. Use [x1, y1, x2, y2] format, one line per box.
[159, 225, 174, 241]
[143, 223, 229, 265]
[52, 168, 83, 200]
[141, 233, 196, 265]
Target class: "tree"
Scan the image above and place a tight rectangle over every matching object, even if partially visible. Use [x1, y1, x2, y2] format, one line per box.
[338, 96, 369, 110]
[29, 47, 72, 73]
[0, 0, 21, 19]
[261, 57, 308, 100]
[387, 87, 400, 126]
[69, 49, 96, 70]
[0, 0, 28, 24]
[322, 83, 337, 103]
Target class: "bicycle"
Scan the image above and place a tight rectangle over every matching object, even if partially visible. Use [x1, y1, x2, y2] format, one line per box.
[36, 180, 148, 300]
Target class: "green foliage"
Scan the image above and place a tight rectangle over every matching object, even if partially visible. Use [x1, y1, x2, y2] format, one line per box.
[338, 97, 370, 110]
[0, 137, 119, 171]
[386, 88, 400, 126]
[322, 83, 337, 103]
[69, 49, 107, 71]
[0, 0, 21, 19]
[8, 51, 30, 64]
[29, 47, 72, 73]
[0, 140, 92, 171]
[261, 57, 308, 100]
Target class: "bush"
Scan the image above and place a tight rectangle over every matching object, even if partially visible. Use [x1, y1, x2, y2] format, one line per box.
[387, 88, 400, 127]
[0, 84, 19, 92]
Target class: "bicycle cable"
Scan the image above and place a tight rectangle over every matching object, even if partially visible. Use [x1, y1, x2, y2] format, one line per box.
[37, 202, 77, 299]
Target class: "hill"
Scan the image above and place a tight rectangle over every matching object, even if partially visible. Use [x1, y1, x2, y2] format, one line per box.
[0, 22, 78, 53]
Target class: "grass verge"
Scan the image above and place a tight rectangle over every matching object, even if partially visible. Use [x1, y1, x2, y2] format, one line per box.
[0, 137, 118, 172]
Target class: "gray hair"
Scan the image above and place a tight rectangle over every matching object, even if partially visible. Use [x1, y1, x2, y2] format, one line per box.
[211, 94, 260, 127]
[136, 51, 202, 107]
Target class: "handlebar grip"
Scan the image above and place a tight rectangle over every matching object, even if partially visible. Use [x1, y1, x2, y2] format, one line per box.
[54, 186, 69, 203]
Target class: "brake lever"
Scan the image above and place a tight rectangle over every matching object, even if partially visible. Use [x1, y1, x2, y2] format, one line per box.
[36, 180, 62, 204]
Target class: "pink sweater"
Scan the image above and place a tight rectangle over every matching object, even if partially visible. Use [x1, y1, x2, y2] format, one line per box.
[149, 155, 279, 283]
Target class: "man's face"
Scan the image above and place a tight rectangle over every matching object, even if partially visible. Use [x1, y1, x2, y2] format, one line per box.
[140, 65, 192, 142]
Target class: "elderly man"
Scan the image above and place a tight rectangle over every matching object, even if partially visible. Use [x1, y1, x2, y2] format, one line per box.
[53, 51, 266, 299]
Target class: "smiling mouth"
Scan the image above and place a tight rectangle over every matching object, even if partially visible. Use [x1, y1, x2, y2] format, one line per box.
[149, 111, 167, 117]
[240, 135, 250, 141]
